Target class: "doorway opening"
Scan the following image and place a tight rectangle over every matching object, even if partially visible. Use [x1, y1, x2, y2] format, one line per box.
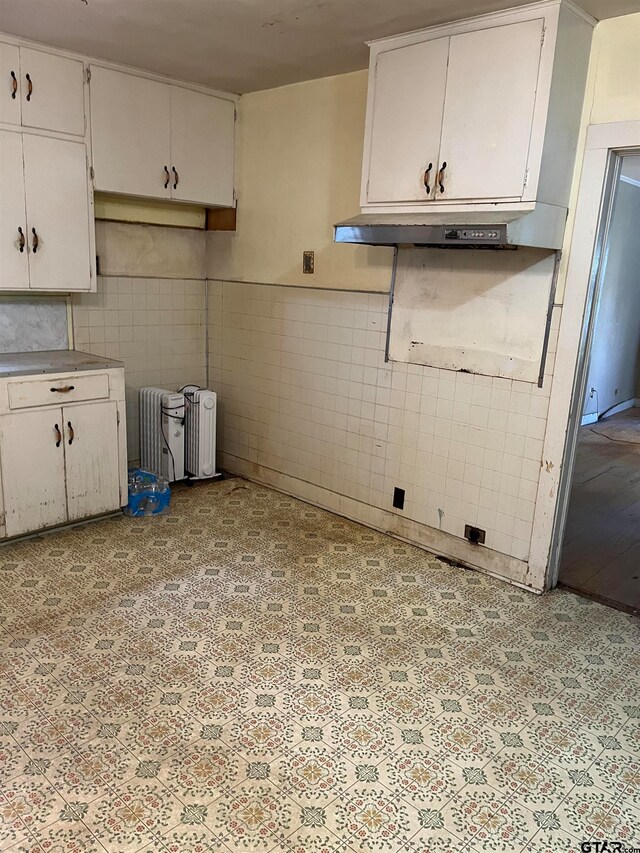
[558, 153, 640, 614]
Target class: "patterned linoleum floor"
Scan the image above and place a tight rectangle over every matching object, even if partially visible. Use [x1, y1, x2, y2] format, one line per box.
[1, 480, 639, 853]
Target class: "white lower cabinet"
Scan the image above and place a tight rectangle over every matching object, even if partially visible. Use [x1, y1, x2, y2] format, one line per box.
[0, 366, 127, 540]
[0, 408, 68, 537]
[64, 401, 121, 521]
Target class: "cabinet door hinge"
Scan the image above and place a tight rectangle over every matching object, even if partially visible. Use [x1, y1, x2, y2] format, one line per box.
[117, 409, 120, 426]
[234, 107, 237, 122]
[89, 166, 95, 180]
[86, 67, 91, 83]
[0, 511, 5, 528]
[540, 28, 546, 47]
[523, 168, 529, 190]
[233, 188, 237, 202]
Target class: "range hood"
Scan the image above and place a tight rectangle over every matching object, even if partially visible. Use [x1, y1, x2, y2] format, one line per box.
[334, 204, 567, 251]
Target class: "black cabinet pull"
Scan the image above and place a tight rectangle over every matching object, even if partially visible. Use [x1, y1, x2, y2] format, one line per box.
[50, 385, 75, 393]
[54, 424, 62, 447]
[25, 73, 32, 101]
[437, 161, 447, 194]
[172, 166, 179, 190]
[163, 166, 170, 189]
[17, 227, 25, 253]
[31, 227, 39, 253]
[423, 162, 433, 195]
[67, 421, 75, 445]
[10, 70, 17, 99]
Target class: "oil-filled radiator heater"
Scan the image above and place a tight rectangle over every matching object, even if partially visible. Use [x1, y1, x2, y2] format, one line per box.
[139, 386, 219, 482]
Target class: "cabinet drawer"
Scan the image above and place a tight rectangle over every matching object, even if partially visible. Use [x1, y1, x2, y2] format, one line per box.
[8, 373, 110, 410]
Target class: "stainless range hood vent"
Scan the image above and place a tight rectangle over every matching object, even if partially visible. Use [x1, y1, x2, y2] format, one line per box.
[335, 222, 512, 250]
[334, 205, 567, 251]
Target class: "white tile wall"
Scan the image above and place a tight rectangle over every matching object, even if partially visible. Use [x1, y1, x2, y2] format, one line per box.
[209, 280, 561, 563]
[73, 276, 206, 460]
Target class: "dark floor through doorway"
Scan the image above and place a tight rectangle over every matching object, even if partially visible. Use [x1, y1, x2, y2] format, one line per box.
[559, 407, 640, 614]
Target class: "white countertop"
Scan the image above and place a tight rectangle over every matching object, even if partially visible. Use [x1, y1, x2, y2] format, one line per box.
[0, 350, 124, 378]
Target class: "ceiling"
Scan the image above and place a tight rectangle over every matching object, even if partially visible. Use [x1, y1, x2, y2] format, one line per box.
[1, 0, 639, 94]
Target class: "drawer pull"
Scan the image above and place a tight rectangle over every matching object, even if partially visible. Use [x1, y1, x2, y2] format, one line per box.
[31, 227, 39, 253]
[54, 424, 62, 447]
[50, 385, 75, 394]
[17, 227, 25, 253]
[172, 166, 179, 190]
[10, 70, 17, 99]
[437, 161, 447, 194]
[67, 421, 75, 445]
[25, 73, 32, 101]
[163, 165, 170, 189]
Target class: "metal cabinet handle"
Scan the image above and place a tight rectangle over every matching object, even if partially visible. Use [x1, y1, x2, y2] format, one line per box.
[50, 385, 75, 393]
[54, 424, 62, 447]
[163, 166, 170, 189]
[172, 166, 179, 190]
[25, 73, 32, 101]
[10, 70, 17, 99]
[423, 162, 433, 195]
[437, 161, 447, 194]
[17, 227, 25, 253]
[67, 421, 75, 445]
[31, 227, 39, 253]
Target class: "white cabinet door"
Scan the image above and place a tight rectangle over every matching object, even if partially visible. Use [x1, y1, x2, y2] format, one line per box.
[170, 86, 235, 206]
[0, 130, 29, 291]
[0, 41, 21, 126]
[90, 66, 171, 199]
[366, 37, 449, 204]
[0, 409, 68, 537]
[63, 402, 121, 521]
[437, 19, 544, 202]
[22, 134, 92, 291]
[19, 48, 85, 136]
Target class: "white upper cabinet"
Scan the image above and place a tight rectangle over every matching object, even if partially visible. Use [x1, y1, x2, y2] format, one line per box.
[19, 48, 85, 136]
[0, 130, 93, 293]
[170, 86, 235, 207]
[0, 41, 21, 125]
[361, 0, 594, 213]
[22, 134, 93, 292]
[367, 38, 448, 204]
[0, 130, 29, 290]
[90, 67, 172, 199]
[0, 42, 85, 135]
[436, 19, 544, 202]
[90, 65, 236, 207]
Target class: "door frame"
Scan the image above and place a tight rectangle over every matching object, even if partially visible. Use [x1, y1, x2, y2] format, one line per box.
[527, 120, 640, 590]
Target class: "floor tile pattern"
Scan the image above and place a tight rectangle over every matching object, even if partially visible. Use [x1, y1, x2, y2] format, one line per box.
[0, 479, 639, 852]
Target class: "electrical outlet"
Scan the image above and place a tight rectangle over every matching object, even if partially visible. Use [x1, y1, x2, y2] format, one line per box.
[303, 251, 314, 274]
[393, 487, 405, 510]
[464, 525, 486, 545]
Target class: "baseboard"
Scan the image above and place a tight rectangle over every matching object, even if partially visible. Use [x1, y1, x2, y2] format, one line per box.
[583, 398, 636, 425]
[221, 453, 537, 593]
[581, 412, 598, 426]
[599, 398, 636, 420]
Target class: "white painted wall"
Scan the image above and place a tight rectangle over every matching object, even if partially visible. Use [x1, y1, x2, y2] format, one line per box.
[584, 175, 640, 418]
[207, 70, 394, 292]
